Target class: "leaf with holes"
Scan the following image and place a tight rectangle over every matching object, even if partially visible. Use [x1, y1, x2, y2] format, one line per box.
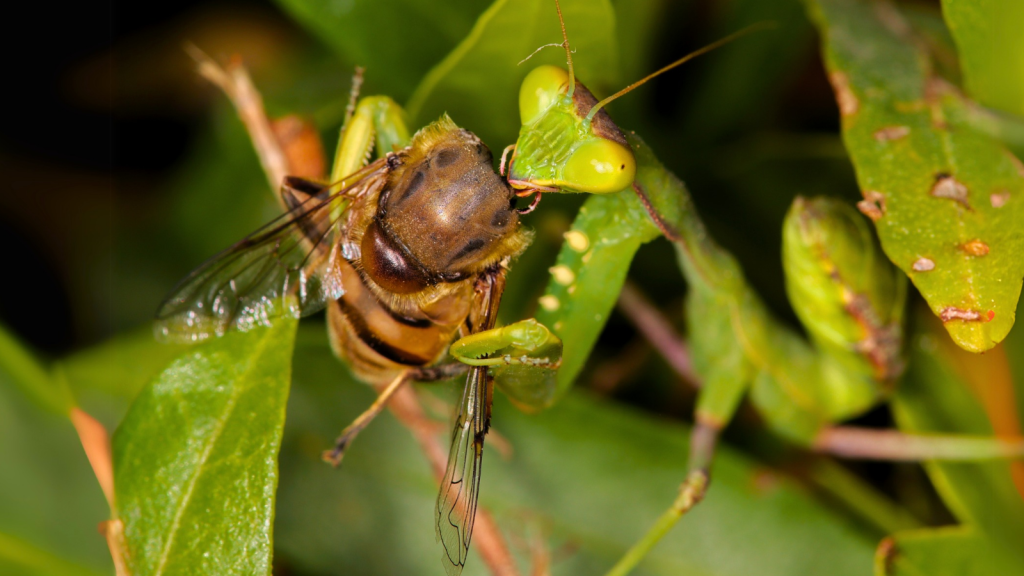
[806, 0, 1024, 353]
[111, 314, 296, 576]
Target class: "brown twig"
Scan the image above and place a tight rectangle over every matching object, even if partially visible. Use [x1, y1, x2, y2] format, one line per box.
[70, 407, 131, 575]
[70, 407, 115, 506]
[814, 426, 1024, 460]
[186, 45, 290, 194]
[616, 282, 700, 389]
[100, 519, 131, 576]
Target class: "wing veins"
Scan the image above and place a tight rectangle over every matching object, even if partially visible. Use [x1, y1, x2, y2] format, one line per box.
[155, 160, 386, 341]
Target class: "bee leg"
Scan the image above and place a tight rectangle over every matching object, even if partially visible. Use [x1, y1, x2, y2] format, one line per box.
[322, 369, 415, 466]
[322, 363, 471, 467]
[412, 362, 471, 383]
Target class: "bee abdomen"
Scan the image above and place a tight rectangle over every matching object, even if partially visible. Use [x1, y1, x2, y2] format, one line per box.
[327, 256, 469, 384]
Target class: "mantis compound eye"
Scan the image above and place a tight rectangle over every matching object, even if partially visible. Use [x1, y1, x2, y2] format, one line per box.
[562, 138, 636, 194]
[519, 65, 570, 125]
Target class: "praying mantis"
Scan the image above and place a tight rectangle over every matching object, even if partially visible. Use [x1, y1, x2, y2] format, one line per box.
[498, 2, 1024, 575]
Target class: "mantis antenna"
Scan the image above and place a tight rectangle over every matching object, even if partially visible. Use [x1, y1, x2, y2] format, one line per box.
[554, 0, 576, 98]
[587, 21, 775, 121]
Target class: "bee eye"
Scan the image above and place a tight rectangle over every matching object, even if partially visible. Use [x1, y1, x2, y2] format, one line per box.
[519, 65, 570, 125]
[563, 138, 636, 194]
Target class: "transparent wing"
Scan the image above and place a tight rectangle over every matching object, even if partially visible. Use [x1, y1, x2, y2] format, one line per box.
[435, 365, 490, 576]
[155, 163, 384, 342]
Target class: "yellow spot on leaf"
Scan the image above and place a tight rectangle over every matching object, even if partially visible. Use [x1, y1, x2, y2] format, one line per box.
[549, 265, 575, 286]
[539, 295, 560, 312]
[563, 230, 589, 252]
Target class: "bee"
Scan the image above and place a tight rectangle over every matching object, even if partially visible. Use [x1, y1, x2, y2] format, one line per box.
[156, 105, 532, 573]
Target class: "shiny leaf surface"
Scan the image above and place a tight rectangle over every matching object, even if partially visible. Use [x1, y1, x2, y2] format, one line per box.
[112, 315, 297, 575]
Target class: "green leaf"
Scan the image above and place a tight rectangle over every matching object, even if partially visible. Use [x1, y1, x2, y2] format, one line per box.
[112, 315, 297, 576]
[0, 323, 74, 415]
[0, 533, 104, 576]
[941, 0, 1024, 116]
[892, 312, 1024, 562]
[877, 526, 1024, 576]
[610, 0, 664, 81]
[274, 329, 876, 575]
[406, 0, 619, 149]
[273, 0, 491, 101]
[61, 327, 192, 401]
[806, 0, 1024, 353]
[0, 349, 111, 574]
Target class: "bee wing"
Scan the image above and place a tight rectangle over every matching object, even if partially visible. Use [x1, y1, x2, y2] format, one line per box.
[155, 162, 385, 342]
[435, 270, 505, 576]
[435, 364, 490, 576]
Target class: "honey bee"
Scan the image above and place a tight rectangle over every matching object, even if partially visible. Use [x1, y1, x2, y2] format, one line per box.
[156, 113, 533, 574]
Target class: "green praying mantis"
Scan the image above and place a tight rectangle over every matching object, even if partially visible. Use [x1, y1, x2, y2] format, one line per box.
[497, 2, 1024, 575]
[168, 1, 1024, 574]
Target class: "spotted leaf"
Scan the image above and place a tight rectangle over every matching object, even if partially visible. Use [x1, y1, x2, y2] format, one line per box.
[807, 0, 1024, 352]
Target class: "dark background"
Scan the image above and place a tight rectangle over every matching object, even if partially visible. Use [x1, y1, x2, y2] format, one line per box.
[0, 0, 301, 354]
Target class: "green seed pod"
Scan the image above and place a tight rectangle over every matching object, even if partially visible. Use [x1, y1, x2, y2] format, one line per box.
[782, 196, 906, 419]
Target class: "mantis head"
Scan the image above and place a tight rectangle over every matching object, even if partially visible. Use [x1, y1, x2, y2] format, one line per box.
[507, 64, 636, 197]
[503, 0, 768, 208]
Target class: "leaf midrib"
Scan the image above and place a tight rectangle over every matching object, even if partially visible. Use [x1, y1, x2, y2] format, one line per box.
[151, 331, 276, 575]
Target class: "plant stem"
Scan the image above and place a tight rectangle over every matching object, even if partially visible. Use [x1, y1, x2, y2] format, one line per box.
[617, 282, 699, 389]
[815, 426, 1024, 460]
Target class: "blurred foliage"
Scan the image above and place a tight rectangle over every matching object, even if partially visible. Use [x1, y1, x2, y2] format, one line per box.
[941, 0, 1024, 117]
[1, 0, 1023, 575]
